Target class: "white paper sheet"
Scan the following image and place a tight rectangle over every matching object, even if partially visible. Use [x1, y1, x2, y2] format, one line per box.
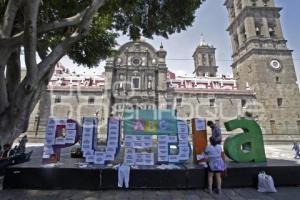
[195, 119, 206, 131]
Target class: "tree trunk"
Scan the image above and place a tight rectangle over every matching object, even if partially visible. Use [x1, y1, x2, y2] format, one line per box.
[0, 74, 50, 147]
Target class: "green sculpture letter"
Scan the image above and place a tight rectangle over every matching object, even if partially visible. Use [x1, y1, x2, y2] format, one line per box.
[224, 119, 267, 163]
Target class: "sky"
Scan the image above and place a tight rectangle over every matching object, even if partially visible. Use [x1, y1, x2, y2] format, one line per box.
[58, 0, 300, 83]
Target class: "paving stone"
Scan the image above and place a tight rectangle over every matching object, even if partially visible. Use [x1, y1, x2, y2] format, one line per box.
[222, 189, 246, 200]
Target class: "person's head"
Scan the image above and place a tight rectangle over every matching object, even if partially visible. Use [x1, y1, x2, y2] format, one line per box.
[207, 120, 214, 128]
[209, 136, 218, 146]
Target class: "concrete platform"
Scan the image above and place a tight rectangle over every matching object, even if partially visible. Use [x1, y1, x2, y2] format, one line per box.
[3, 145, 300, 190]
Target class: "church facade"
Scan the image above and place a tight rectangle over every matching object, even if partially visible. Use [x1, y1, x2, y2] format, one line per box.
[26, 0, 300, 142]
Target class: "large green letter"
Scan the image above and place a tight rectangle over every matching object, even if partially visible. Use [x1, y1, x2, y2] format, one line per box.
[224, 119, 267, 163]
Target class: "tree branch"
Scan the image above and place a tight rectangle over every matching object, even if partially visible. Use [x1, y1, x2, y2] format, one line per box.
[78, 0, 106, 35]
[37, 33, 80, 79]
[37, 0, 106, 79]
[38, 10, 86, 33]
[0, 67, 8, 114]
[0, 9, 86, 48]
[23, 0, 41, 84]
[0, 0, 24, 38]
[6, 48, 21, 103]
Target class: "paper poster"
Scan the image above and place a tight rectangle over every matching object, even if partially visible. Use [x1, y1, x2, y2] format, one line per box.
[168, 136, 178, 143]
[125, 135, 135, 142]
[108, 135, 118, 142]
[104, 152, 115, 161]
[81, 124, 94, 151]
[196, 154, 205, 161]
[108, 131, 118, 137]
[135, 153, 144, 165]
[169, 155, 179, 163]
[145, 120, 158, 132]
[125, 148, 135, 154]
[45, 138, 55, 145]
[83, 149, 94, 157]
[133, 120, 145, 131]
[55, 137, 66, 145]
[135, 135, 143, 141]
[124, 141, 134, 148]
[158, 145, 168, 151]
[47, 118, 56, 126]
[158, 135, 168, 145]
[178, 153, 189, 161]
[56, 119, 67, 125]
[158, 120, 169, 131]
[195, 119, 206, 131]
[94, 151, 105, 164]
[133, 141, 143, 148]
[178, 133, 188, 141]
[158, 155, 169, 162]
[66, 122, 76, 130]
[179, 145, 190, 154]
[124, 149, 136, 165]
[106, 146, 116, 154]
[144, 153, 154, 165]
[65, 129, 76, 144]
[177, 121, 188, 134]
[124, 135, 134, 147]
[42, 152, 50, 159]
[143, 135, 153, 147]
[107, 140, 118, 147]
[86, 155, 95, 163]
[46, 128, 56, 136]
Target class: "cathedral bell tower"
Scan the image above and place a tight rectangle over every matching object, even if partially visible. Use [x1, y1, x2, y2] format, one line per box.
[193, 36, 218, 77]
[225, 0, 300, 134]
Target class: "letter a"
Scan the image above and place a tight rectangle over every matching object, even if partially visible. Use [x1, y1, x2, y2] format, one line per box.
[224, 119, 267, 163]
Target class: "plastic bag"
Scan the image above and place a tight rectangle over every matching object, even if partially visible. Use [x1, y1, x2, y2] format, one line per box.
[257, 172, 277, 193]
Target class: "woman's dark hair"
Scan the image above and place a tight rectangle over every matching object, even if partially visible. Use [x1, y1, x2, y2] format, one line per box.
[207, 121, 214, 127]
[209, 136, 218, 146]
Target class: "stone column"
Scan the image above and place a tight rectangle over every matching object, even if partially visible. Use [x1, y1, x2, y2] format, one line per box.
[275, 18, 284, 39]
[237, 28, 244, 47]
[230, 34, 238, 53]
[261, 17, 270, 38]
[205, 54, 209, 66]
[198, 54, 203, 66]
[211, 54, 216, 66]
[244, 17, 256, 39]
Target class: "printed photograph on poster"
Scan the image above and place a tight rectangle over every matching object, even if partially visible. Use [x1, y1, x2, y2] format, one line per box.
[195, 119, 206, 131]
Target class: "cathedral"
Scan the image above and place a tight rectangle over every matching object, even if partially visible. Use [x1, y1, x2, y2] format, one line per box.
[26, 0, 300, 143]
